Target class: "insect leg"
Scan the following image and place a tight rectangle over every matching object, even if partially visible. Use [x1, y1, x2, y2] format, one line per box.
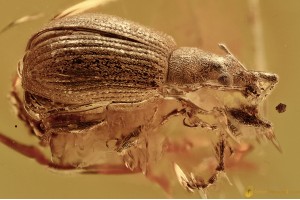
[212, 107, 240, 143]
[0, 132, 72, 169]
[169, 96, 239, 143]
[194, 135, 228, 189]
[10, 75, 42, 136]
[160, 108, 187, 125]
[113, 126, 142, 153]
[170, 96, 218, 130]
[174, 135, 230, 194]
[174, 96, 209, 114]
[0, 132, 141, 174]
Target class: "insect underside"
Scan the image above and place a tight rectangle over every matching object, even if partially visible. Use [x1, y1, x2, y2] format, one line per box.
[9, 63, 279, 196]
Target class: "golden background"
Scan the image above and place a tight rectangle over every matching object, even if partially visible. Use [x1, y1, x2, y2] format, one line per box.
[0, 0, 298, 198]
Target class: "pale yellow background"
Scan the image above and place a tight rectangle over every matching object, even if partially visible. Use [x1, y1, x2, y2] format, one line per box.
[0, 0, 298, 198]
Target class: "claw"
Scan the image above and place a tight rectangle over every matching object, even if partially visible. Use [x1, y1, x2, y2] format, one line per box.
[264, 129, 282, 153]
[225, 127, 241, 144]
[198, 188, 208, 199]
[183, 117, 198, 128]
[219, 171, 232, 186]
[270, 136, 282, 153]
[173, 163, 194, 192]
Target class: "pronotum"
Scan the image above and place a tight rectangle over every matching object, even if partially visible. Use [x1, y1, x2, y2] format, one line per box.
[1, 13, 279, 195]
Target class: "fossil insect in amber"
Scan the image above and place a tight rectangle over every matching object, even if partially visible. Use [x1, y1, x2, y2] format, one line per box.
[0, 13, 280, 196]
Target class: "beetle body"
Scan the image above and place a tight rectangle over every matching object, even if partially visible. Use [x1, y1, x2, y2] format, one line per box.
[22, 13, 270, 106]
[4, 12, 279, 194]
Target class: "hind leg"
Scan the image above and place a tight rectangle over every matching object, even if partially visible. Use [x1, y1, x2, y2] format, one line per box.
[0, 132, 139, 174]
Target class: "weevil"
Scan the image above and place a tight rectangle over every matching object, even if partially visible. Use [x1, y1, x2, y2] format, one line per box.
[0, 13, 279, 195]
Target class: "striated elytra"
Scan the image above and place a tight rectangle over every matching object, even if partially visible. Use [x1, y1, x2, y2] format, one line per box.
[22, 13, 176, 104]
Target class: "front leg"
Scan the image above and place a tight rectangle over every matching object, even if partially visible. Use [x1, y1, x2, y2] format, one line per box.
[168, 96, 218, 130]
[169, 96, 239, 144]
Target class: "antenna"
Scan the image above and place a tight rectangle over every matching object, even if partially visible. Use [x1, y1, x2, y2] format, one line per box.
[218, 44, 247, 70]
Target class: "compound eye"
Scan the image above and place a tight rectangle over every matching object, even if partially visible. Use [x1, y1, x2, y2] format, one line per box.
[218, 73, 232, 86]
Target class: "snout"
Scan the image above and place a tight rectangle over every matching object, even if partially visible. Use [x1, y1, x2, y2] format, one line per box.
[250, 71, 279, 102]
[255, 71, 279, 85]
